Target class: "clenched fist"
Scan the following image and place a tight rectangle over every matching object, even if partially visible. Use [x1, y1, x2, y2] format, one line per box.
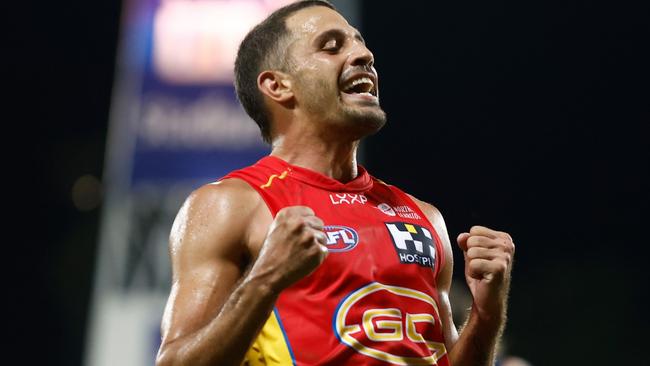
[457, 226, 515, 323]
[251, 206, 329, 292]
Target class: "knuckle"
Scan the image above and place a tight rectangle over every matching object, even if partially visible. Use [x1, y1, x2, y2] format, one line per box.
[496, 236, 514, 251]
[309, 244, 328, 261]
[308, 217, 324, 230]
[466, 247, 475, 257]
[308, 230, 326, 246]
[493, 259, 508, 272]
[499, 262, 508, 273]
[292, 217, 308, 230]
[468, 235, 489, 247]
[467, 247, 479, 258]
[467, 236, 480, 247]
[497, 251, 509, 262]
[284, 216, 297, 229]
[295, 205, 314, 216]
[468, 259, 481, 270]
[300, 230, 316, 244]
[313, 230, 325, 241]
[482, 237, 494, 246]
[304, 205, 316, 215]
[500, 231, 513, 242]
[278, 206, 297, 218]
[271, 220, 288, 234]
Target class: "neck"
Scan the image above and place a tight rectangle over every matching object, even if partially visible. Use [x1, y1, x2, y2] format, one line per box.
[270, 132, 359, 183]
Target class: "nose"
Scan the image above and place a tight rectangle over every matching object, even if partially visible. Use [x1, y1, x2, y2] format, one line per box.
[349, 40, 374, 68]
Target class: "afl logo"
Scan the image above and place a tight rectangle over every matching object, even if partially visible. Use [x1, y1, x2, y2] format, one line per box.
[324, 225, 359, 252]
[333, 282, 447, 365]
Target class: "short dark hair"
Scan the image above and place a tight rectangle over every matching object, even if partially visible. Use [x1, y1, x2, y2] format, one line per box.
[234, 0, 336, 143]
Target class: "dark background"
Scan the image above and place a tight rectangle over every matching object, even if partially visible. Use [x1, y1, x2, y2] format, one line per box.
[18, 0, 648, 365]
[363, 1, 649, 364]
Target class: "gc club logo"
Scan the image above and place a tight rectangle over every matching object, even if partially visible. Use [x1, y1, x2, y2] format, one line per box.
[323, 225, 359, 252]
[333, 282, 447, 365]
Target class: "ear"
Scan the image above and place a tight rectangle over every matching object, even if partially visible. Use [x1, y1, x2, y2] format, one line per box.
[257, 70, 294, 103]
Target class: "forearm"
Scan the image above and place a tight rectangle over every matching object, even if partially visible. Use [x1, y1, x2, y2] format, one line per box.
[450, 226, 515, 366]
[156, 274, 278, 366]
[448, 306, 506, 366]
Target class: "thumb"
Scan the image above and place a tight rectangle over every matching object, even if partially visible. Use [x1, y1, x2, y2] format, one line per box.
[456, 232, 470, 252]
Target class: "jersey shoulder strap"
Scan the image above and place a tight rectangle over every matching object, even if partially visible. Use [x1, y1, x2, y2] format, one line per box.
[220, 156, 296, 216]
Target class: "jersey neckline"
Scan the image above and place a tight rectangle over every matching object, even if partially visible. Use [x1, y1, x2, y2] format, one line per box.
[259, 155, 373, 193]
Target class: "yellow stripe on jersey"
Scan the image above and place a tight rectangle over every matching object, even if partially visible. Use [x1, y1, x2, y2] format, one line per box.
[260, 170, 289, 189]
[242, 310, 294, 366]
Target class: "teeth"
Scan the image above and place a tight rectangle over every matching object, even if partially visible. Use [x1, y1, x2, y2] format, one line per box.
[344, 77, 374, 92]
[351, 77, 373, 87]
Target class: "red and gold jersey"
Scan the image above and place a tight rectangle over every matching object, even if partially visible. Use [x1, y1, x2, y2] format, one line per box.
[223, 156, 450, 366]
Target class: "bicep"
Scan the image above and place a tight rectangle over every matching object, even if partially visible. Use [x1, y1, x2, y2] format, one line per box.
[161, 255, 243, 345]
[160, 182, 254, 346]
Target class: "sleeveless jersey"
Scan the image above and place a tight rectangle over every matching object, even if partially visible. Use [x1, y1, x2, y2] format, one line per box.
[222, 156, 450, 366]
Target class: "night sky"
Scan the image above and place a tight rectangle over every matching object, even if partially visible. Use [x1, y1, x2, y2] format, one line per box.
[18, 0, 648, 365]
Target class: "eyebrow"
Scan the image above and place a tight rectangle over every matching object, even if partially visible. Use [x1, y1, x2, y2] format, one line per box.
[313, 28, 365, 46]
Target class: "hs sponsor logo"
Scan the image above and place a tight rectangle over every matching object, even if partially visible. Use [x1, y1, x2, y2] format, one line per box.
[385, 222, 437, 269]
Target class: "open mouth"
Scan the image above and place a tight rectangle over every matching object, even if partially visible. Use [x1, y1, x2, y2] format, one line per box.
[341, 75, 377, 98]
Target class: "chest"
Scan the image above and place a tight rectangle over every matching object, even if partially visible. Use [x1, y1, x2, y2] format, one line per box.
[251, 185, 443, 290]
[316, 190, 440, 287]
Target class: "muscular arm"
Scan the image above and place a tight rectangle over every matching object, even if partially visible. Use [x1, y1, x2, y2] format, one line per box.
[155, 180, 277, 366]
[156, 179, 328, 366]
[410, 195, 513, 366]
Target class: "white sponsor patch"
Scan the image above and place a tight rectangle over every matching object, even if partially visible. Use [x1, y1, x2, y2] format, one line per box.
[330, 193, 368, 205]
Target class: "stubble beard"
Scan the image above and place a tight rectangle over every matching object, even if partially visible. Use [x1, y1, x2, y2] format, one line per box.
[303, 78, 387, 139]
[340, 103, 387, 137]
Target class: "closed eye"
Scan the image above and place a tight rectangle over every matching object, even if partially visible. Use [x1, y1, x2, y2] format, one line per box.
[315, 29, 350, 52]
[322, 38, 341, 52]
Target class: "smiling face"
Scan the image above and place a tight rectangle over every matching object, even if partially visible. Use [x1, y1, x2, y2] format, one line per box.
[283, 6, 386, 139]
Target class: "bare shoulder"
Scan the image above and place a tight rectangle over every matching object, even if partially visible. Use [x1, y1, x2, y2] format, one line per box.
[405, 193, 446, 231]
[169, 178, 265, 267]
[184, 178, 262, 217]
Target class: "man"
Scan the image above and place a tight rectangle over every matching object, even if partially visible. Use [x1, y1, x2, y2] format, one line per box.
[155, 1, 515, 365]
